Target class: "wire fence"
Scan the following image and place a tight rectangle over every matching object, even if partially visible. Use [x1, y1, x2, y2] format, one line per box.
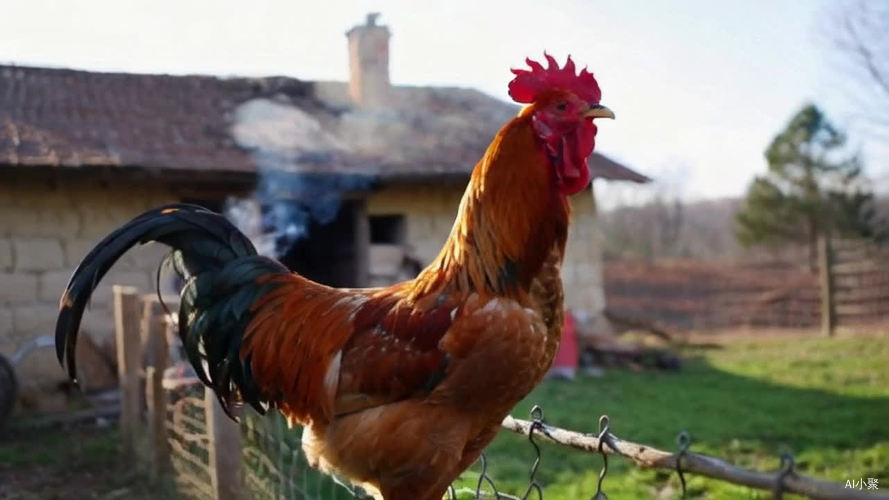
[165, 384, 214, 499]
[239, 410, 357, 499]
[162, 378, 358, 500]
[112, 286, 886, 500]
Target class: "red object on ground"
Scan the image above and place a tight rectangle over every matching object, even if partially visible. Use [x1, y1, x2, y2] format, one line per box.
[548, 311, 578, 378]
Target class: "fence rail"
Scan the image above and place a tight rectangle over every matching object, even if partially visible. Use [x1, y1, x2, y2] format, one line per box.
[112, 285, 886, 499]
[605, 237, 889, 332]
[828, 238, 889, 330]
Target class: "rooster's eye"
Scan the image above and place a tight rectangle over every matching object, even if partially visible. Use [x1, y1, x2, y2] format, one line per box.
[555, 102, 568, 111]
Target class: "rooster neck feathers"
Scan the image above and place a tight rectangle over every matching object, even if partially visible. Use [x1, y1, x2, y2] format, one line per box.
[413, 112, 570, 299]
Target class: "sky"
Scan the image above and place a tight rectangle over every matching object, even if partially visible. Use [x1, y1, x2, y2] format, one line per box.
[1, 0, 885, 203]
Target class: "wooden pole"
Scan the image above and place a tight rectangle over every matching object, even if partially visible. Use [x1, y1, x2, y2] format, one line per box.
[143, 297, 170, 481]
[818, 234, 836, 337]
[113, 285, 141, 456]
[205, 387, 243, 500]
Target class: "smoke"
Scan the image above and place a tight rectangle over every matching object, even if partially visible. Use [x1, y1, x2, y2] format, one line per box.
[226, 152, 375, 257]
[226, 97, 377, 257]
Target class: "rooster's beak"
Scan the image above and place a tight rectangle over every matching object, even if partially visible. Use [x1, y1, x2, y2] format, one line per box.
[584, 104, 615, 120]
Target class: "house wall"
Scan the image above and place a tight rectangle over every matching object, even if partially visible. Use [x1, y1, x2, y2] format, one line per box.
[0, 176, 177, 384]
[366, 184, 607, 322]
[367, 185, 463, 266]
[1, 176, 609, 388]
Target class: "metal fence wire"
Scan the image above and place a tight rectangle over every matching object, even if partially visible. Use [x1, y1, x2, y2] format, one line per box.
[239, 411, 357, 500]
[161, 386, 886, 500]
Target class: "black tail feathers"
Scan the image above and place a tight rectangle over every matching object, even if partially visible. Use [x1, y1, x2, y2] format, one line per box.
[55, 203, 288, 416]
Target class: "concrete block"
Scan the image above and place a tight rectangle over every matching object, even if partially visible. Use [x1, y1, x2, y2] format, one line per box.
[0, 272, 39, 302]
[0, 207, 39, 236]
[13, 238, 65, 271]
[0, 187, 78, 237]
[0, 307, 12, 336]
[12, 303, 60, 339]
[0, 238, 11, 270]
[37, 205, 82, 237]
[38, 270, 73, 302]
[62, 237, 97, 267]
[77, 200, 115, 238]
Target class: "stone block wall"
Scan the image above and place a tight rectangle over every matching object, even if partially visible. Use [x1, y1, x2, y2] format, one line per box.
[0, 176, 609, 386]
[0, 177, 176, 384]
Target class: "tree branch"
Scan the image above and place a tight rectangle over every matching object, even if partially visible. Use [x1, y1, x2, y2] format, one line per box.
[501, 416, 887, 500]
[841, 7, 889, 99]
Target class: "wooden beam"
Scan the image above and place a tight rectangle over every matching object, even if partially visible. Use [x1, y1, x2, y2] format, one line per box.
[502, 416, 887, 500]
[113, 285, 141, 455]
[818, 235, 836, 337]
[143, 298, 170, 481]
[205, 388, 243, 500]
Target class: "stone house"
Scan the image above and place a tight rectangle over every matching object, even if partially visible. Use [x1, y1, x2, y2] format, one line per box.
[0, 14, 649, 389]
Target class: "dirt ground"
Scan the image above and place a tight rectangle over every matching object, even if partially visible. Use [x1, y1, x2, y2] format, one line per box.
[0, 421, 169, 500]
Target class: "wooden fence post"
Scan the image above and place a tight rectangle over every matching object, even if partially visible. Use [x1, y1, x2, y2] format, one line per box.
[143, 297, 170, 481]
[818, 235, 836, 337]
[205, 387, 243, 499]
[113, 285, 141, 455]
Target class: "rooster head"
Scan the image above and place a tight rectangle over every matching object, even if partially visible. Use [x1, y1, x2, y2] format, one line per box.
[508, 54, 614, 196]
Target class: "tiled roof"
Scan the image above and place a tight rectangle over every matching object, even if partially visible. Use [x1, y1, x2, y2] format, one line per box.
[0, 65, 310, 174]
[0, 64, 649, 184]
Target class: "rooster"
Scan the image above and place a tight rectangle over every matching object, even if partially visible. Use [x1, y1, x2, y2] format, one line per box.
[56, 54, 614, 500]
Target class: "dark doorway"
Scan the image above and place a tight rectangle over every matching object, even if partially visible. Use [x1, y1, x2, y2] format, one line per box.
[279, 200, 368, 288]
[370, 215, 406, 244]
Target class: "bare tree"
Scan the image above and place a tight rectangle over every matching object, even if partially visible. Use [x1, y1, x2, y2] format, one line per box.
[821, 1, 889, 135]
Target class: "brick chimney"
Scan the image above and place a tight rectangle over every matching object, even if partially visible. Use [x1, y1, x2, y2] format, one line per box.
[346, 13, 391, 108]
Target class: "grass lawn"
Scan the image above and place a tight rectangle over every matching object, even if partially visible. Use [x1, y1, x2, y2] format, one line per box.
[457, 331, 889, 499]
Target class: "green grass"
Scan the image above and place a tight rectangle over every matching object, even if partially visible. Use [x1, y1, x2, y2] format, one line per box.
[0, 425, 173, 498]
[456, 333, 889, 499]
[0, 426, 118, 468]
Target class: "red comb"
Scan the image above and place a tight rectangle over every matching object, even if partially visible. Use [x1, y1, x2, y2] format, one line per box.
[508, 53, 601, 104]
